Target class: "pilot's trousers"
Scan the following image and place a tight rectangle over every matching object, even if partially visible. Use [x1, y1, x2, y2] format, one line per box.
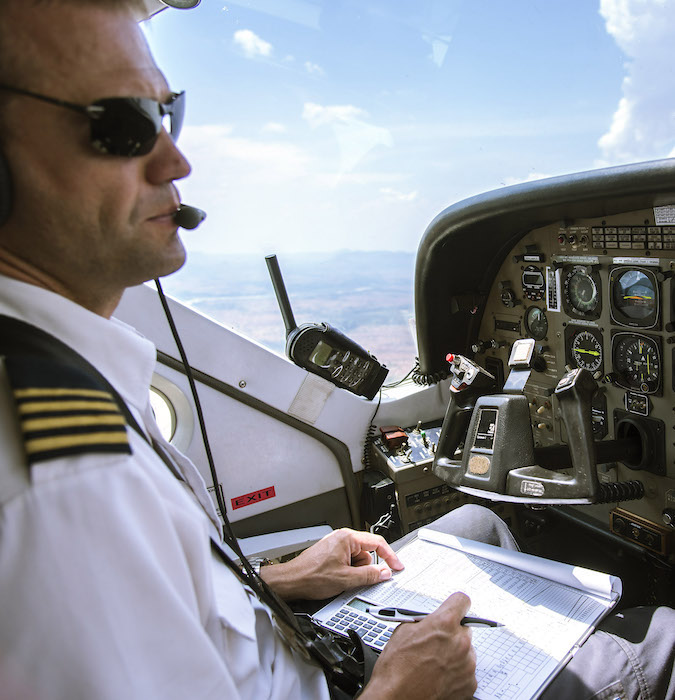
[422, 505, 675, 700]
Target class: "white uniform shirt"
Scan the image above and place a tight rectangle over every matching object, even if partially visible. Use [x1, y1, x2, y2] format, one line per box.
[0, 275, 330, 700]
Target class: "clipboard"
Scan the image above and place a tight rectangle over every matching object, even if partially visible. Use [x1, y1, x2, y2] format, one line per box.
[313, 528, 621, 700]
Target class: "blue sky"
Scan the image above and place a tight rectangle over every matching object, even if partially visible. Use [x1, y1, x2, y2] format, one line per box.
[143, 0, 675, 255]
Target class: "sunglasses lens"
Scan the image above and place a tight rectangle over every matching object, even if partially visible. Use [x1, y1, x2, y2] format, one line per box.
[167, 91, 185, 142]
[90, 92, 185, 157]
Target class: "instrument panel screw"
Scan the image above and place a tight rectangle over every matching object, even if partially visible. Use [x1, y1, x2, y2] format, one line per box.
[239, 380, 247, 389]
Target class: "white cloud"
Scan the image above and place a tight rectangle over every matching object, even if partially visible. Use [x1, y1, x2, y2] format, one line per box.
[304, 61, 324, 76]
[302, 103, 368, 128]
[262, 122, 287, 134]
[379, 187, 418, 202]
[233, 29, 273, 58]
[598, 0, 675, 164]
[180, 125, 309, 184]
[174, 123, 420, 255]
[302, 102, 393, 174]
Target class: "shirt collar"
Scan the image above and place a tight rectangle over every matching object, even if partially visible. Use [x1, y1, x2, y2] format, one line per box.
[0, 274, 156, 411]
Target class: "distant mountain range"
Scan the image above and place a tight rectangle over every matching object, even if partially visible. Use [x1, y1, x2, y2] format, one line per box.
[161, 250, 419, 379]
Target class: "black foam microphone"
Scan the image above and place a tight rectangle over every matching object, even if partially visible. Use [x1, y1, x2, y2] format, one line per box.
[174, 204, 207, 230]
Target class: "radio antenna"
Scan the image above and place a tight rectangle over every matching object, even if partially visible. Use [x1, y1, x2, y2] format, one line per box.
[265, 254, 298, 338]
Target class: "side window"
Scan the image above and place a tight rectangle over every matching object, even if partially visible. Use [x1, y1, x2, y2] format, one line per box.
[160, 253, 417, 383]
[149, 373, 194, 451]
[149, 386, 176, 443]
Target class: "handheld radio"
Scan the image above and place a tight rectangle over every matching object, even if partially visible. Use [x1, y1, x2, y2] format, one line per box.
[265, 254, 388, 400]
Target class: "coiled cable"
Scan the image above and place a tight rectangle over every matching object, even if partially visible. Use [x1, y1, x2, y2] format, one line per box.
[597, 480, 645, 504]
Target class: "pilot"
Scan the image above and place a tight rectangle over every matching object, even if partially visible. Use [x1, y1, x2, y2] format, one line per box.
[0, 2, 672, 699]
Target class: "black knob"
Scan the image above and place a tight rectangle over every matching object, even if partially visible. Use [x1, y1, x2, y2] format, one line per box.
[500, 289, 519, 307]
[533, 355, 547, 373]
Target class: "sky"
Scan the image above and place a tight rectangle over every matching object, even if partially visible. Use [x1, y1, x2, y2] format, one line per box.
[143, 0, 675, 256]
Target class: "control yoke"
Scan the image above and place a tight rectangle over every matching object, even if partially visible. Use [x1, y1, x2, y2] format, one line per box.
[433, 339, 645, 505]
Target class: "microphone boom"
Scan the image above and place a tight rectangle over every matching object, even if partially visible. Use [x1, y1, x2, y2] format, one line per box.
[174, 204, 207, 230]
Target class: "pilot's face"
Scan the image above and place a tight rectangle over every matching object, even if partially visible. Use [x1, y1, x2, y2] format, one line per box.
[0, 3, 192, 316]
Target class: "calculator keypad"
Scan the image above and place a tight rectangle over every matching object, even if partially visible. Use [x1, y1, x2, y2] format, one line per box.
[321, 606, 396, 649]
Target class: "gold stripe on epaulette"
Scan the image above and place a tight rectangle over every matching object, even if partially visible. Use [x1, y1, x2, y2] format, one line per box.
[5, 369, 133, 462]
[25, 432, 130, 455]
[16, 399, 119, 414]
[21, 414, 127, 431]
[13, 387, 112, 399]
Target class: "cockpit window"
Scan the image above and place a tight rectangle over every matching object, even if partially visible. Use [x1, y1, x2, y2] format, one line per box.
[143, 1, 673, 382]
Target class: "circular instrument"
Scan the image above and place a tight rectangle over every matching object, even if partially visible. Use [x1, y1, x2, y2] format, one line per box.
[562, 265, 601, 319]
[612, 333, 661, 394]
[524, 306, 548, 340]
[570, 329, 603, 373]
[610, 267, 659, 328]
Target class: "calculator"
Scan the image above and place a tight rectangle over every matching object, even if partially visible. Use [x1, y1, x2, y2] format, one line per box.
[313, 595, 398, 650]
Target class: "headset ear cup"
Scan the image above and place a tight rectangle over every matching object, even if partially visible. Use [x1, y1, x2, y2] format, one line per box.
[0, 148, 11, 226]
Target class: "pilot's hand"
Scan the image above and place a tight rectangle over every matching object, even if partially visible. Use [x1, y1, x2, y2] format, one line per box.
[360, 592, 477, 700]
[259, 528, 403, 600]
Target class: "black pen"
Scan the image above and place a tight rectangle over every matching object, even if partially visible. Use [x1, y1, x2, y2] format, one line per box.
[366, 606, 504, 627]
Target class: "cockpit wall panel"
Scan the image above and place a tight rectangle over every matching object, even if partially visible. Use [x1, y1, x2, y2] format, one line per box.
[115, 284, 373, 537]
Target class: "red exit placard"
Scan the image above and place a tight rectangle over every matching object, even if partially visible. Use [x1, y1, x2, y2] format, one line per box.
[231, 486, 276, 510]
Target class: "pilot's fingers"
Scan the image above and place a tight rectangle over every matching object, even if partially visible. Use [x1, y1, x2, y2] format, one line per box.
[432, 590, 472, 623]
[362, 591, 476, 700]
[338, 528, 404, 571]
[350, 550, 373, 566]
[341, 563, 395, 587]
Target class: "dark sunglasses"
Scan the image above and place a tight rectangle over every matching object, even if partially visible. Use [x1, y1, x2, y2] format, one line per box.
[0, 84, 185, 157]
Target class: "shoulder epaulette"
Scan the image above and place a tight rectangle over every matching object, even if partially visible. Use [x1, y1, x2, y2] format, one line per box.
[3, 355, 131, 465]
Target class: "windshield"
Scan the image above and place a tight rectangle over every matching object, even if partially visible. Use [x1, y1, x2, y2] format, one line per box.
[144, 0, 675, 381]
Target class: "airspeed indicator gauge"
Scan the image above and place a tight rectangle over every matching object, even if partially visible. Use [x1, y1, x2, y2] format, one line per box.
[565, 326, 603, 375]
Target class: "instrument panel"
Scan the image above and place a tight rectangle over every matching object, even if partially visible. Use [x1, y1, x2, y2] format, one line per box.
[472, 208, 675, 551]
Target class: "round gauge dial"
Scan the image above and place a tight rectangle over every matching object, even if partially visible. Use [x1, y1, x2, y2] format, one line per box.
[568, 269, 598, 312]
[612, 334, 661, 394]
[562, 265, 601, 319]
[525, 306, 548, 340]
[571, 330, 603, 373]
[610, 267, 658, 327]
